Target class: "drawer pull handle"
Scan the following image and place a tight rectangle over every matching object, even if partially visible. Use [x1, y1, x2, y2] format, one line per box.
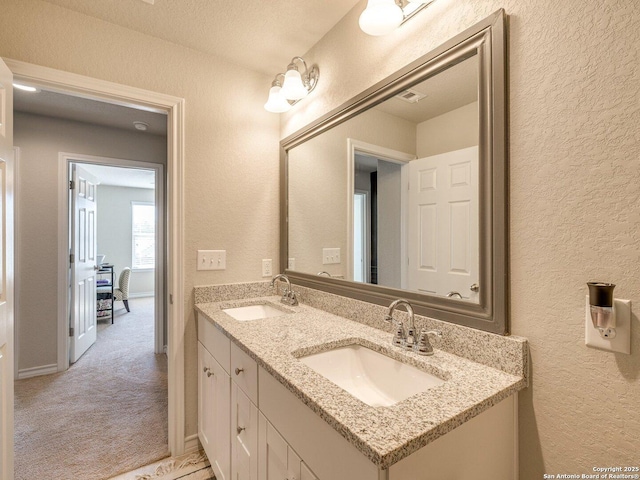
[235, 367, 244, 376]
[237, 426, 245, 435]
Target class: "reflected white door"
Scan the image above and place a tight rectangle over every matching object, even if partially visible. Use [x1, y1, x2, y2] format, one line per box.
[0, 57, 15, 480]
[353, 192, 367, 283]
[407, 146, 478, 299]
[69, 164, 98, 363]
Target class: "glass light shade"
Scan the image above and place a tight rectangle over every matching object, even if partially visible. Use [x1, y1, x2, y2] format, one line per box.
[264, 85, 291, 113]
[281, 68, 309, 100]
[359, 0, 404, 36]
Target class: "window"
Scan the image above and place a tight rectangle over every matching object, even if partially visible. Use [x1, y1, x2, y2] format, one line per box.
[132, 202, 155, 270]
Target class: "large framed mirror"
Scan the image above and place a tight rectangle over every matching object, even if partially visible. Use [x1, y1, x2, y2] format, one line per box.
[280, 10, 508, 334]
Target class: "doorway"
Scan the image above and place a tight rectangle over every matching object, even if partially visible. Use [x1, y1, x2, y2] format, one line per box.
[64, 158, 165, 365]
[7, 58, 186, 470]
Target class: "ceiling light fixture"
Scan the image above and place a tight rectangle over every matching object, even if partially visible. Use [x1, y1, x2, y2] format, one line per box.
[359, 0, 435, 36]
[13, 82, 40, 93]
[264, 57, 319, 113]
[133, 121, 149, 131]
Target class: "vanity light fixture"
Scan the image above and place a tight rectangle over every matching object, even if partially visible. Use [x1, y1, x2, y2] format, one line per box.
[264, 74, 292, 113]
[264, 57, 319, 113]
[359, 0, 435, 36]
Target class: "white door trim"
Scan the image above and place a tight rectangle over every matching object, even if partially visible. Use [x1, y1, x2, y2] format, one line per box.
[61, 155, 165, 360]
[346, 139, 414, 283]
[6, 58, 186, 456]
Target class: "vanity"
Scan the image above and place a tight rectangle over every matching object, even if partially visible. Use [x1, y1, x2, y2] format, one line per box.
[196, 9, 524, 480]
[195, 287, 527, 480]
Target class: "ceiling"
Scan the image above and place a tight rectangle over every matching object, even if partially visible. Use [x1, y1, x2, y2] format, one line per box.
[40, 0, 363, 75]
[81, 164, 156, 190]
[373, 54, 478, 124]
[14, 88, 168, 135]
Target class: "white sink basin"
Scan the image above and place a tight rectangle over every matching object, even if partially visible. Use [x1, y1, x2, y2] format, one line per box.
[222, 303, 289, 321]
[299, 344, 444, 407]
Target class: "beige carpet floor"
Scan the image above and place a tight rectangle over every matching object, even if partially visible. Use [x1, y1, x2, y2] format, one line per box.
[14, 297, 169, 480]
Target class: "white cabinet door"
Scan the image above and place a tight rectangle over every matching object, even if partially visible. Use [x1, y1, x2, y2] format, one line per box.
[198, 342, 231, 480]
[258, 413, 288, 480]
[287, 446, 301, 480]
[232, 383, 258, 480]
[259, 413, 319, 480]
[300, 462, 318, 480]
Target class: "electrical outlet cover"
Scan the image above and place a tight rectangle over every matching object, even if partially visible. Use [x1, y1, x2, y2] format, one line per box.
[585, 296, 631, 354]
[262, 259, 272, 277]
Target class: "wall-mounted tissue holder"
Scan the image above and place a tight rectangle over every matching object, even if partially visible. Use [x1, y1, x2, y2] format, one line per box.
[585, 282, 631, 354]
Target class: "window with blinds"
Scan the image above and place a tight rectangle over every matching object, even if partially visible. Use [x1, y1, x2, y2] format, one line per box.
[132, 202, 155, 270]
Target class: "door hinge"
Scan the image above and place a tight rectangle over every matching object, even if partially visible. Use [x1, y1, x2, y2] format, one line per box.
[70, 253, 75, 264]
[69, 180, 75, 190]
[69, 327, 74, 337]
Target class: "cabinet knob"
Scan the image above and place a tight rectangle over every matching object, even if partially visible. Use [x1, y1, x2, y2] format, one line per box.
[237, 426, 245, 435]
[235, 367, 244, 376]
[203, 367, 213, 377]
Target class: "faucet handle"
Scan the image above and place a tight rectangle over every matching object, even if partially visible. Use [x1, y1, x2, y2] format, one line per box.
[285, 289, 299, 306]
[405, 326, 418, 350]
[392, 322, 406, 347]
[414, 330, 442, 356]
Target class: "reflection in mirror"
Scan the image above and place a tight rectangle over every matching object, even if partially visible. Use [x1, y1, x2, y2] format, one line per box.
[288, 54, 480, 302]
[282, 9, 507, 334]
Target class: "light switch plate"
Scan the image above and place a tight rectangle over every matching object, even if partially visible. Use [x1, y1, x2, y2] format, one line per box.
[585, 296, 631, 354]
[322, 248, 341, 265]
[197, 250, 226, 271]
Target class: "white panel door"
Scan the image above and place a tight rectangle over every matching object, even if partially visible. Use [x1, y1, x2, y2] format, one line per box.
[0, 57, 14, 480]
[70, 164, 98, 363]
[407, 146, 479, 299]
[232, 383, 258, 480]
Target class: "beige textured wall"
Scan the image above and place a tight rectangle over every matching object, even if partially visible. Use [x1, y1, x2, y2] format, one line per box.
[283, 0, 640, 476]
[1, 0, 279, 436]
[416, 101, 478, 158]
[13, 112, 166, 371]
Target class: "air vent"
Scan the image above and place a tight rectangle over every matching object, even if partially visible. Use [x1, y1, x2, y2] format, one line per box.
[395, 88, 426, 104]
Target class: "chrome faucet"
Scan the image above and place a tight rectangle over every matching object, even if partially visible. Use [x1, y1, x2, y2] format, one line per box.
[270, 274, 298, 306]
[384, 299, 442, 356]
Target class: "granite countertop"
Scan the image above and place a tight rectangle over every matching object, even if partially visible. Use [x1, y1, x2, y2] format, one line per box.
[196, 295, 527, 469]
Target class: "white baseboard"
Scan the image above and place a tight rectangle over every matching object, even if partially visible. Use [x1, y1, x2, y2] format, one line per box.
[183, 434, 201, 454]
[129, 292, 154, 299]
[18, 363, 58, 379]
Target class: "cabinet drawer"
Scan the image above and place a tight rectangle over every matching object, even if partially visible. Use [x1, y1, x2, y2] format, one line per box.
[198, 312, 231, 374]
[231, 341, 258, 404]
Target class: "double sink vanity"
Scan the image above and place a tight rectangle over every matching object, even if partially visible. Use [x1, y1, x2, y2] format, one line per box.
[195, 280, 528, 480]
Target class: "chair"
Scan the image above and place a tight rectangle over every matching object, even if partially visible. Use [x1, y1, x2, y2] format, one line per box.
[113, 267, 131, 312]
